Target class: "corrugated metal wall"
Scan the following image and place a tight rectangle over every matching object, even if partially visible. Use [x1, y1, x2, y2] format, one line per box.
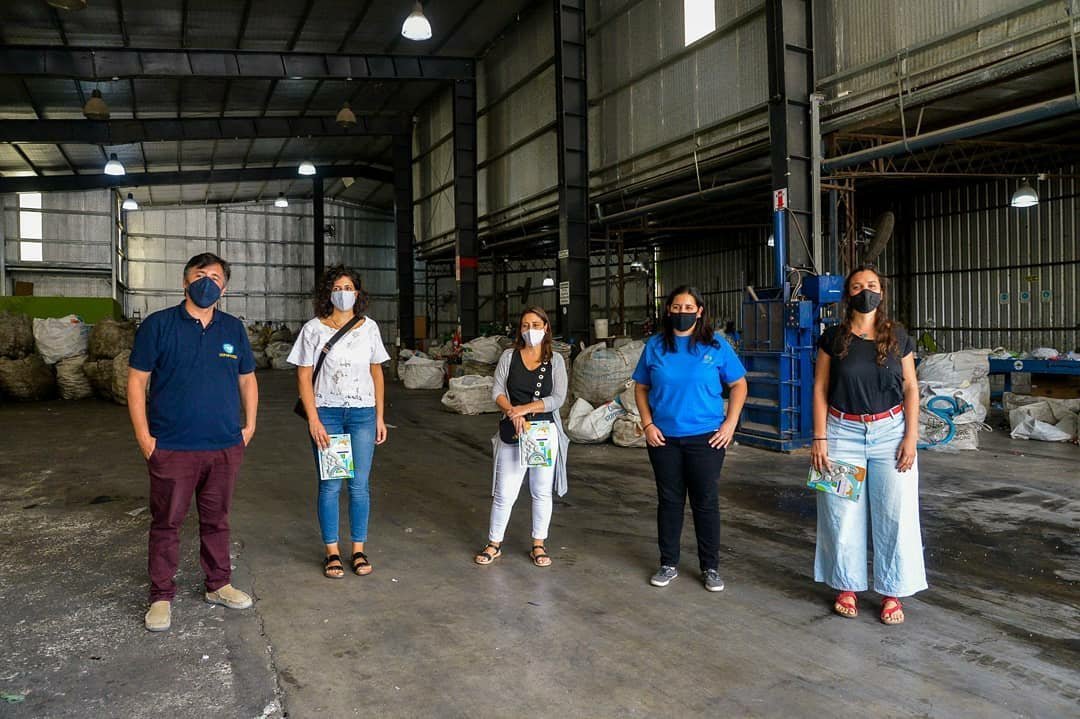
[1, 190, 115, 297]
[877, 174, 1079, 353]
[817, 0, 1069, 116]
[125, 200, 397, 340]
[591, 0, 768, 196]
[656, 229, 772, 326]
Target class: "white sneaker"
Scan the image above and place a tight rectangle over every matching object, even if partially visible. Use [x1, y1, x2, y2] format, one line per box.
[144, 601, 171, 632]
[205, 584, 253, 609]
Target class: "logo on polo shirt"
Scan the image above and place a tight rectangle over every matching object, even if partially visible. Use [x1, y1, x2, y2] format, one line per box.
[220, 342, 238, 360]
[703, 354, 714, 364]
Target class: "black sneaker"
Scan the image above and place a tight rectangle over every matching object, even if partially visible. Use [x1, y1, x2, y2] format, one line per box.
[650, 565, 678, 587]
[703, 568, 725, 592]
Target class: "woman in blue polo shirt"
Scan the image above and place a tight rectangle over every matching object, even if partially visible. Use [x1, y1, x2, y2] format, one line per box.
[632, 285, 748, 592]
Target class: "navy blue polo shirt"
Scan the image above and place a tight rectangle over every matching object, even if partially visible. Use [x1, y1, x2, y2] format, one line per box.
[129, 303, 255, 450]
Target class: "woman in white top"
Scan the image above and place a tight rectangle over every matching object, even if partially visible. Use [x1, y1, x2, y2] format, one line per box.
[288, 265, 390, 579]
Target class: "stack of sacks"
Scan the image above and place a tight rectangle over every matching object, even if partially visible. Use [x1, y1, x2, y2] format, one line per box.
[612, 380, 647, 448]
[265, 341, 294, 370]
[0, 311, 56, 401]
[1005, 392, 1080, 443]
[460, 336, 505, 377]
[401, 356, 446, 389]
[33, 314, 89, 365]
[440, 375, 500, 415]
[246, 323, 273, 369]
[83, 319, 137, 405]
[916, 349, 994, 451]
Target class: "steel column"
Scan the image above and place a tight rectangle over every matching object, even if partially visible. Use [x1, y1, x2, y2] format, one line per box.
[766, 0, 814, 279]
[554, 0, 590, 345]
[392, 132, 415, 349]
[453, 78, 479, 340]
[313, 176, 324, 287]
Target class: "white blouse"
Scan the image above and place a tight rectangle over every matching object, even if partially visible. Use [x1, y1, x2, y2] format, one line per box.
[287, 317, 391, 408]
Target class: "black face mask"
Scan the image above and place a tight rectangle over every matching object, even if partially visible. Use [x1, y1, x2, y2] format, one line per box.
[671, 312, 698, 332]
[850, 289, 882, 314]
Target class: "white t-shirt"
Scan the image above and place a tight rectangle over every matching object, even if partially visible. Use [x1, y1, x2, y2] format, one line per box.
[287, 317, 391, 408]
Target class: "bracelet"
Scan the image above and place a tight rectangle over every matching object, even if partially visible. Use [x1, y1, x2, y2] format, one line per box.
[643, 422, 654, 430]
[812, 437, 828, 441]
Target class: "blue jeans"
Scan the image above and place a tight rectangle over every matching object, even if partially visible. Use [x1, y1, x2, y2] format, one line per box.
[814, 412, 928, 597]
[312, 406, 376, 545]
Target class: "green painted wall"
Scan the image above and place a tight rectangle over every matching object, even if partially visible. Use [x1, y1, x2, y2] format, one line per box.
[0, 297, 123, 324]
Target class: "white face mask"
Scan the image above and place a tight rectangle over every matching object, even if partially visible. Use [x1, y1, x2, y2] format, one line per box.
[523, 328, 546, 347]
[331, 290, 357, 312]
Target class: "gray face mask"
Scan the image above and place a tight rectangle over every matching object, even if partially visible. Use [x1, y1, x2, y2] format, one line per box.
[331, 290, 357, 312]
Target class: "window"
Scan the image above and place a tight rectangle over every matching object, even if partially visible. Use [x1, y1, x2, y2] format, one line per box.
[684, 0, 716, 46]
[18, 192, 43, 262]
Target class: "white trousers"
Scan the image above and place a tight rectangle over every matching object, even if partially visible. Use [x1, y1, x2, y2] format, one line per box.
[488, 439, 557, 542]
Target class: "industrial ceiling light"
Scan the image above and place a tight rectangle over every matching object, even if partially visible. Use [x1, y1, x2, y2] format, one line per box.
[83, 88, 110, 120]
[542, 277, 555, 287]
[274, 193, 289, 208]
[336, 102, 357, 129]
[121, 192, 138, 210]
[401, 1, 433, 41]
[298, 160, 317, 176]
[47, 0, 87, 10]
[1010, 179, 1038, 208]
[103, 153, 125, 176]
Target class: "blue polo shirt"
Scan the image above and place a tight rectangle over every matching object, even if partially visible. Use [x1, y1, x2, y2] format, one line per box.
[632, 334, 746, 437]
[129, 303, 255, 451]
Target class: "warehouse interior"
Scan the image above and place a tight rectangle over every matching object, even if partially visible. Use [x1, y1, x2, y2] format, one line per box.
[0, 1, 1077, 717]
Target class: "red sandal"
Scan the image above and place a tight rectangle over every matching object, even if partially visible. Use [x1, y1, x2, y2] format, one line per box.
[880, 597, 904, 625]
[833, 591, 858, 618]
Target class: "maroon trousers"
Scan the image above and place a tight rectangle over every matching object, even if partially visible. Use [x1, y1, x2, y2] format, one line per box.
[147, 444, 245, 602]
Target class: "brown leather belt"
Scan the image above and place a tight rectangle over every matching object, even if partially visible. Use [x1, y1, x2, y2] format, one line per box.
[828, 404, 903, 423]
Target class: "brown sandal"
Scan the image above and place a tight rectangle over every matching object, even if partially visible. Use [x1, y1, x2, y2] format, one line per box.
[323, 554, 345, 579]
[474, 543, 502, 565]
[530, 545, 552, 567]
[351, 551, 372, 576]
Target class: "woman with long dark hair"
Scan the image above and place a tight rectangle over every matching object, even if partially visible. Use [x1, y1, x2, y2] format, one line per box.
[288, 265, 390, 579]
[811, 265, 925, 624]
[632, 286, 748, 591]
[474, 306, 569, 567]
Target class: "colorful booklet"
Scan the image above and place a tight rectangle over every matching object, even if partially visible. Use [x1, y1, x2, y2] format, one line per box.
[319, 434, 355, 481]
[519, 421, 555, 468]
[807, 459, 866, 502]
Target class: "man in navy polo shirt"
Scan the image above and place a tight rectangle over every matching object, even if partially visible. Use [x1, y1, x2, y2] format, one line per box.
[127, 252, 259, 632]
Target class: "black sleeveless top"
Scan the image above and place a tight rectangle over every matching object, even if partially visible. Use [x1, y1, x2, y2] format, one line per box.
[818, 325, 915, 415]
[498, 350, 554, 443]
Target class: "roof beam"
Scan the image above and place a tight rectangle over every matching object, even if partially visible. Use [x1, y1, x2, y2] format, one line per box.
[0, 46, 475, 81]
[0, 164, 393, 194]
[0, 115, 412, 144]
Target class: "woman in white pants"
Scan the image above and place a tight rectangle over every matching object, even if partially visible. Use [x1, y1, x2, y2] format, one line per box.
[475, 306, 569, 567]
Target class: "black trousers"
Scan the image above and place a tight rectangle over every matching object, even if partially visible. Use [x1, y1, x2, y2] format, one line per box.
[646, 433, 726, 571]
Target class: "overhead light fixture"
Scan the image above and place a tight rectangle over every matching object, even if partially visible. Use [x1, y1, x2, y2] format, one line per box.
[122, 192, 138, 210]
[341, 177, 355, 188]
[401, 1, 433, 41]
[767, 233, 775, 247]
[542, 277, 555, 287]
[629, 259, 646, 273]
[1010, 179, 1038, 208]
[104, 153, 125, 176]
[47, 0, 87, 10]
[336, 102, 357, 129]
[298, 160, 317, 176]
[274, 193, 289, 208]
[83, 88, 110, 120]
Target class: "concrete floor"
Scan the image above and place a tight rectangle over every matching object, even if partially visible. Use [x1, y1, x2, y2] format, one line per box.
[1, 369, 1077, 718]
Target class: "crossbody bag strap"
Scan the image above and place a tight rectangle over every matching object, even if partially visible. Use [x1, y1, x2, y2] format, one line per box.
[311, 315, 362, 386]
